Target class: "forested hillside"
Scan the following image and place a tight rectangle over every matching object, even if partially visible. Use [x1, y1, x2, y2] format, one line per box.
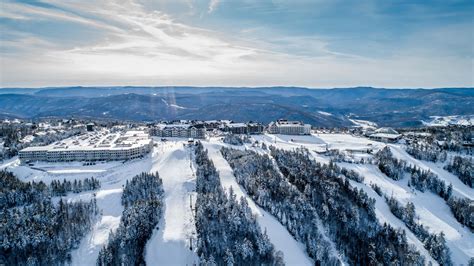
[0, 171, 98, 265]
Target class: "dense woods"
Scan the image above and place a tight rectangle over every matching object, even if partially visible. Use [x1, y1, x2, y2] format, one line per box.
[0, 170, 97, 265]
[406, 142, 447, 162]
[222, 134, 251, 146]
[375, 147, 406, 180]
[269, 147, 425, 265]
[221, 147, 342, 264]
[0, 172, 100, 209]
[97, 172, 164, 265]
[385, 195, 452, 265]
[445, 156, 473, 188]
[375, 147, 473, 230]
[194, 142, 280, 265]
[50, 177, 100, 196]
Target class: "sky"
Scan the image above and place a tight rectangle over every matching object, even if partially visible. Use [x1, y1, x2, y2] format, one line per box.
[0, 0, 473, 88]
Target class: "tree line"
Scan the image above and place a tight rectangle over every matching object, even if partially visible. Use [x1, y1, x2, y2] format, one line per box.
[221, 147, 343, 265]
[0, 171, 100, 209]
[375, 147, 473, 230]
[269, 146, 425, 265]
[97, 172, 164, 265]
[0, 170, 97, 265]
[194, 142, 281, 265]
[444, 156, 473, 188]
[384, 194, 452, 265]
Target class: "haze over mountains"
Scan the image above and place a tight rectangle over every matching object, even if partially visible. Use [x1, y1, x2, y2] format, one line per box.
[0, 87, 472, 127]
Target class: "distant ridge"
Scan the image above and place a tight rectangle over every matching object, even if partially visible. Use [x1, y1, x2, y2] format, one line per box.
[0, 87, 472, 127]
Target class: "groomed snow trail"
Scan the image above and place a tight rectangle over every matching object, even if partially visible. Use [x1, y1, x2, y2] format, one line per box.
[203, 141, 314, 266]
[255, 134, 472, 265]
[3, 154, 151, 266]
[382, 145, 474, 264]
[338, 162, 474, 264]
[338, 164, 438, 265]
[68, 156, 153, 266]
[145, 141, 198, 265]
[389, 144, 473, 200]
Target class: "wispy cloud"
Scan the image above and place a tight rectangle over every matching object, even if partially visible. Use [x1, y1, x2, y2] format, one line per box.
[208, 0, 220, 13]
[0, 0, 472, 88]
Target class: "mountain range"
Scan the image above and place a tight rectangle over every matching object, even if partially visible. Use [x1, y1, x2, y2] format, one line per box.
[0, 86, 472, 127]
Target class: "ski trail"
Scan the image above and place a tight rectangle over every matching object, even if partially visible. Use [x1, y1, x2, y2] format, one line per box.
[338, 162, 473, 265]
[70, 156, 154, 266]
[389, 144, 473, 200]
[204, 141, 314, 266]
[264, 147, 345, 265]
[337, 164, 438, 265]
[145, 141, 198, 265]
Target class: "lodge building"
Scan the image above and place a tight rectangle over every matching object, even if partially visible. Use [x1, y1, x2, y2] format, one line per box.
[19, 130, 153, 163]
[268, 120, 312, 135]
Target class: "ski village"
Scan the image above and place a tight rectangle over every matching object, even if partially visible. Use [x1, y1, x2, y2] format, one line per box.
[0, 118, 472, 265]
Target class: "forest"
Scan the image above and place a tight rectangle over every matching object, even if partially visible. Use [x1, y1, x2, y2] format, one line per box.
[0, 170, 98, 265]
[97, 172, 164, 265]
[222, 146, 425, 265]
[376, 147, 473, 229]
[194, 142, 281, 265]
[222, 147, 342, 264]
[268, 146, 425, 265]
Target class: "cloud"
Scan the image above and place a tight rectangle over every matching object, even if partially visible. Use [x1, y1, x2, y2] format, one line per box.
[208, 0, 220, 13]
[0, 1, 121, 32]
[0, 0, 472, 88]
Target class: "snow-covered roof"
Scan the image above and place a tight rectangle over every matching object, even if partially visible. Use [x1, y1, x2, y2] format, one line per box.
[226, 123, 247, 128]
[369, 133, 401, 139]
[20, 130, 151, 152]
[270, 120, 309, 127]
[155, 124, 190, 129]
[374, 127, 399, 134]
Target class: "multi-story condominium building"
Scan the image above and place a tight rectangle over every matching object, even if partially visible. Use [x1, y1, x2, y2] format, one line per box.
[19, 130, 153, 163]
[151, 123, 206, 139]
[247, 122, 265, 134]
[221, 122, 265, 135]
[268, 120, 311, 135]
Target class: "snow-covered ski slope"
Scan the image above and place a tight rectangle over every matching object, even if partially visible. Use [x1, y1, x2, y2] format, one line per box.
[249, 133, 472, 265]
[0, 140, 200, 265]
[1, 133, 472, 265]
[145, 141, 198, 265]
[1, 152, 154, 265]
[203, 141, 315, 265]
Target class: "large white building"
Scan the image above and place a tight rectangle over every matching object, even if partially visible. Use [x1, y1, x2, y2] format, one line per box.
[151, 123, 206, 139]
[19, 130, 153, 163]
[268, 119, 311, 135]
[268, 120, 311, 135]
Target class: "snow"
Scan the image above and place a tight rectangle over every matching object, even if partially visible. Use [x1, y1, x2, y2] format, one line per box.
[333, 160, 473, 264]
[2, 153, 153, 265]
[145, 141, 198, 265]
[252, 133, 326, 152]
[261, 134, 473, 265]
[0, 157, 19, 170]
[2, 132, 472, 265]
[3, 141, 198, 265]
[316, 133, 384, 151]
[422, 115, 474, 126]
[202, 140, 314, 265]
[161, 98, 188, 109]
[318, 111, 332, 116]
[339, 166, 438, 265]
[349, 118, 378, 129]
[388, 144, 473, 200]
[47, 169, 107, 174]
